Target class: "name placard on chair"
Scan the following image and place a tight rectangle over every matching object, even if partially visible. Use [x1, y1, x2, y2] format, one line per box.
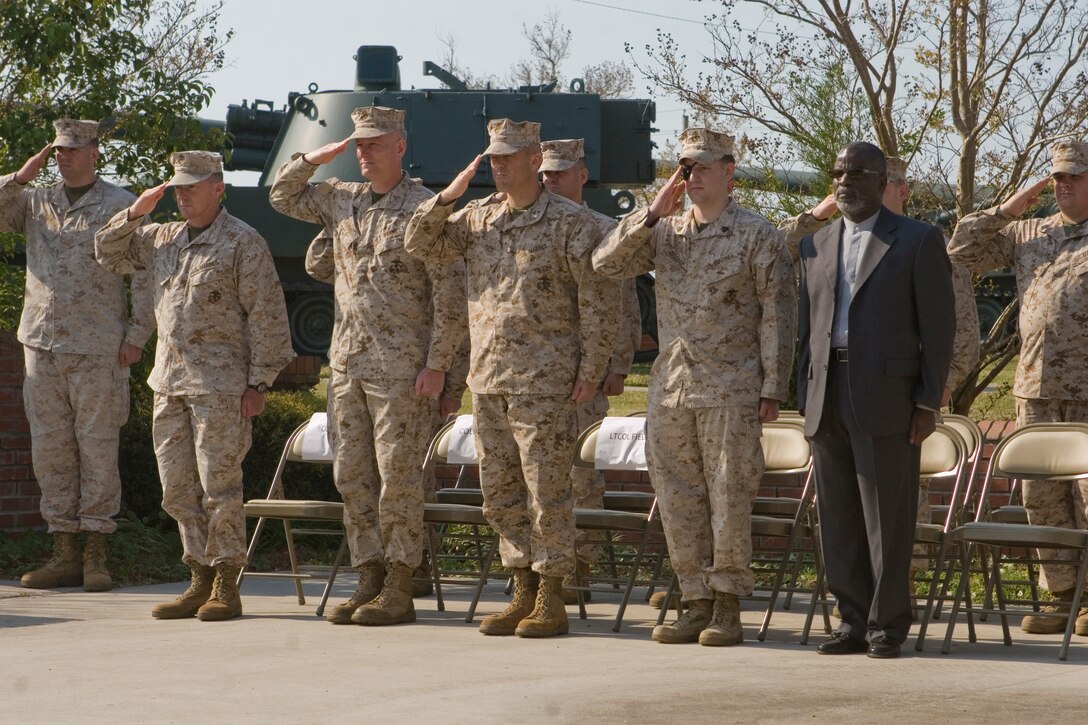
[594, 417, 648, 471]
[447, 414, 478, 464]
[299, 413, 335, 462]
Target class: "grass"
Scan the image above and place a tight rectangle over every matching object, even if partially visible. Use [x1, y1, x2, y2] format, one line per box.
[968, 356, 1017, 421]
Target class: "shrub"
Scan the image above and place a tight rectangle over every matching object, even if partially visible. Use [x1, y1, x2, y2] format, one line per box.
[118, 352, 332, 521]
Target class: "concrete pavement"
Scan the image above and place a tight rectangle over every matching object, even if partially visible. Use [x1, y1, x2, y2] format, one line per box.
[1, 575, 1084, 723]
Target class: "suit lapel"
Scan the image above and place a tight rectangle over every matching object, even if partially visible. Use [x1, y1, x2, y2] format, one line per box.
[812, 220, 841, 289]
[854, 207, 896, 292]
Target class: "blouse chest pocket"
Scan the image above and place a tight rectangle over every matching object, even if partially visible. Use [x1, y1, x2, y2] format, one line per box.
[186, 263, 231, 305]
[703, 254, 747, 291]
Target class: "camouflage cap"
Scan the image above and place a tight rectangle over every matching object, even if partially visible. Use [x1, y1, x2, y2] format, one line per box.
[678, 127, 735, 165]
[483, 119, 541, 156]
[1049, 140, 1088, 176]
[51, 119, 99, 149]
[886, 156, 909, 184]
[539, 138, 585, 172]
[349, 106, 405, 139]
[165, 151, 223, 186]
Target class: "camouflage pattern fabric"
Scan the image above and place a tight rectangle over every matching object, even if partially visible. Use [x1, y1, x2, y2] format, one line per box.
[646, 403, 764, 599]
[472, 393, 579, 577]
[592, 205, 795, 410]
[95, 208, 294, 394]
[272, 157, 466, 378]
[571, 392, 609, 565]
[0, 173, 152, 535]
[1016, 397, 1088, 593]
[153, 393, 251, 567]
[23, 348, 128, 533]
[0, 174, 153, 353]
[404, 191, 621, 394]
[949, 210, 1088, 400]
[326, 371, 435, 569]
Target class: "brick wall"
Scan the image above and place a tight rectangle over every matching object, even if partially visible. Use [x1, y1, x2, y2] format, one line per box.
[0, 330, 42, 532]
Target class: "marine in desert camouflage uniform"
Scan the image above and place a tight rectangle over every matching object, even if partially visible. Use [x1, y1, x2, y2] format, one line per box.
[405, 119, 621, 638]
[271, 106, 466, 626]
[0, 119, 153, 593]
[593, 128, 796, 647]
[538, 138, 642, 603]
[95, 151, 294, 622]
[948, 140, 1088, 636]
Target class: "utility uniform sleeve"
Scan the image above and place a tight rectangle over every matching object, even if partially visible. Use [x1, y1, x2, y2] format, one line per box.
[754, 230, 797, 402]
[404, 196, 472, 264]
[568, 217, 621, 385]
[0, 173, 30, 233]
[591, 208, 659, 278]
[236, 238, 295, 388]
[947, 207, 1016, 274]
[94, 210, 155, 275]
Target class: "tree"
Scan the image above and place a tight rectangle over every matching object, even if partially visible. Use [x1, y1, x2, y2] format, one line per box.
[629, 0, 1088, 412]
[435, 11, 634, 99]
[0, 0, 230, 331]
[0, 0, 231, 183]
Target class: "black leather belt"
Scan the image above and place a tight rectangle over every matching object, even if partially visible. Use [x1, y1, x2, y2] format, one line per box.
[833, 348, 849, 362]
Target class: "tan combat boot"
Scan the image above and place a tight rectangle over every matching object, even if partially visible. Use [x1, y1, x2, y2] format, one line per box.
[652, 598, 713, 643]
[1076, 608, 1088, 637]
[561, 560, 592, 605]
[352, 563, 416, 625]
[479, 568, 539, 636]
[21, 532, 82, 589]
[152, 563, 215, 619]
[82, 532, 113, 592]
[196, 563, 243, 621]
[649, 590, 679, 610]
[1021, 589, 1074, 634]
[698, 591, 743, 646]
[326, 561, 385, 624]
[515, 574, 570, 638]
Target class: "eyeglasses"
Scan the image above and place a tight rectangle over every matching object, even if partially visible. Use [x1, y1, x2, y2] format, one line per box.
[830, 168, 883, 181]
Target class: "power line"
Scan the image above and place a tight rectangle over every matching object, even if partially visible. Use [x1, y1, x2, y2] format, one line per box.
[571, 0, 709, 26]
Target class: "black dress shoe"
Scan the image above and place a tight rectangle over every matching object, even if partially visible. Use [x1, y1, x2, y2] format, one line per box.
[867, 635, 901, 659]
[817, 631, 868, 655]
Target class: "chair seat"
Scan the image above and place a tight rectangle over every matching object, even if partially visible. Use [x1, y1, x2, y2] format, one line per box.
[423, 502, 491, 526]
[603, 491, 656, 512]
[435, 488, 484, 506]
[915, 522, 944, 544]
[753, 497, 801, 518]
[244, 499, 344, 521]
[574, 507, 657, 532]
[990, 505, 1028, 524]
[436, 488, 657, 513]
[953, 522, 1088, 549]
[751, 515, 797, 538]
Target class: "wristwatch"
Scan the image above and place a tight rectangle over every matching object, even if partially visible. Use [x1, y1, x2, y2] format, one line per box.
[250, 383, 269, 394]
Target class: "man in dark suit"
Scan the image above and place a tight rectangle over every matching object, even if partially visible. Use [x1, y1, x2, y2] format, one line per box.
[797, 142, 955, 658]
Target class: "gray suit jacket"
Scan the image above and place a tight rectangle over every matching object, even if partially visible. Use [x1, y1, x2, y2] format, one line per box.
[797, 207, 955, 438]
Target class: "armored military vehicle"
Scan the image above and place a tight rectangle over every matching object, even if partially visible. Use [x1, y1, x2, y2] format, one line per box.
[203, 45, 657, 356]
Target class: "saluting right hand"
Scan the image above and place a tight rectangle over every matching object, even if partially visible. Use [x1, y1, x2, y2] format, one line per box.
[127, 182, 168, 221]
[437, 154, 482, 206]
[302, 138, 352, 166]
[14, 144, 52, 184]
[647, 165, 687, 223]
[810, 193, 839, 221]
[998, 177, 1050, 218]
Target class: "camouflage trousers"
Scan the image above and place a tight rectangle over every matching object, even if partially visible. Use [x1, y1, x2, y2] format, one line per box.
[23, 346, 129, 534]
[1017, 397, 1088, 593]
[153, 393, 250, 567]
[572, 392, 609, 565]
[647, 403, 763, 600]
[327, 371, 435, 570]
[473, 393, 578, 577]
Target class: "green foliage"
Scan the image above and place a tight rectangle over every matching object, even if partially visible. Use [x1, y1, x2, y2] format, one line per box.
[118, 363, 330, 520]
[0, 0, 230, 183]
[0, 232, 25, 332]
